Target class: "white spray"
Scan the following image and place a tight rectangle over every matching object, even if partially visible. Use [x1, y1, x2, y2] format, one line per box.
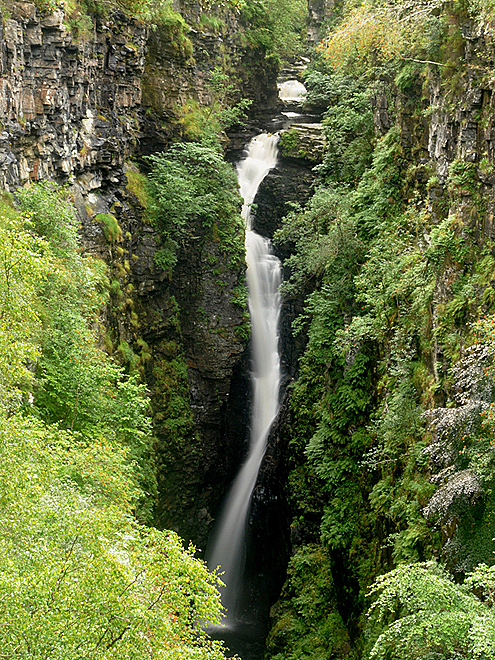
[278, 80, 307, 102]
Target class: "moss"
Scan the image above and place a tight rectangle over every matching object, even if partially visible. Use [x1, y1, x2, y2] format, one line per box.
[265, 545, 354, 660]
[109, 279, 123, 298]
[148, 4, 193, 59]
[117, 339, 140, 372]
[125, 165, 152, 211]
[116, 263, 127, 278]
[0, 191, 17, 221]
[198, 13, 226, 34]
[130, 311, 139, 328]
[279, 128, 299, 157]
[96, 213, 122, 243]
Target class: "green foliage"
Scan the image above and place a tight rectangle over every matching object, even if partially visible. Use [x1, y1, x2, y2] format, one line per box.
[366, 373, 435, 564]
[126, 164, 152, 210]
[265, 545, 353, 660]
[312, 71, 374, 184]
[154, 240, 178, 273]
[199, 12, 226, 33]
[96, 212, 123, 243]
[230, 280, 249, 309]
[419, 316, 495, 572]
[279, 128, 311, 160]
[178, 67, 252, 142]
[269, 2, 495, 659]
[239, 0, 307, 62]
[147, 1, 193, 55]
[352, 126, 406, 239]
[34, 0, 58, 13]
[16, 183, 156, 521]
[365, 561, 495, 660]
[469, 0, 495, 23]
[17, 182, 78, 255]
[0, 183, 230, 657]
[0, 211, 52, 412]
[0, 415, 228, 658]
[64, 0, 193, 39]
[318, 0, 446, 74]
[147, 141, 244, 275]
[447, 159, 480, 196]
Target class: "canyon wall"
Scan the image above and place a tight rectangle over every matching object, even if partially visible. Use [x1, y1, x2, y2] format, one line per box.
[0, 0, 278, 546]
[264, 11, 495, 659]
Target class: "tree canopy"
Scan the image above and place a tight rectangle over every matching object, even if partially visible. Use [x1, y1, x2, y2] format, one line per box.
[0, 185, 231, 658]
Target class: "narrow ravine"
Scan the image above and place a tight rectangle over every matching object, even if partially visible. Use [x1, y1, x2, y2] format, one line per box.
[206, 133, 281, 640]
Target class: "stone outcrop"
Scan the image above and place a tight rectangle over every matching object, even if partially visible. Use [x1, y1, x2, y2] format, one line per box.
[0, 3, 145, 192]
[307, 0, 334, 45]
[279, 122, 326, 164]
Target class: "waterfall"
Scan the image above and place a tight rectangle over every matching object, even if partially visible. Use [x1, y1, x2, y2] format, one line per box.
[206, 133, 282, 625]
[278, 80, 306, 102]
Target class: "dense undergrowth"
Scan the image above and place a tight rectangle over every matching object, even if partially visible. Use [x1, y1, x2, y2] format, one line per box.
[265, 1, 495, 658]
[0, 184, 233, 657]
[142, 131, 249, 535]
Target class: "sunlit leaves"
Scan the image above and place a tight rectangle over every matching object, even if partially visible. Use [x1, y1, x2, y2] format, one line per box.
[366, 561, 495, 660]
[0, 416, 227, 658]
[319, 1, 407, 70]
[318, 0, 445, 72]
[0, 212, 52, 412]
[0, 184, 229, 658]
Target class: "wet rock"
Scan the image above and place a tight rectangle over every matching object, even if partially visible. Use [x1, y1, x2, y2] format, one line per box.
[279, 122, 325, 164]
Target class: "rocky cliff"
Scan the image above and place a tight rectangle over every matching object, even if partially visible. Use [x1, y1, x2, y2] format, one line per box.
[0, 0, 279, 546]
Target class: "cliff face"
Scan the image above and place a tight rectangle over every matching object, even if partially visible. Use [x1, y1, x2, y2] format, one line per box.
[0, 0, 278, 546]
[0, 3, 145, 192]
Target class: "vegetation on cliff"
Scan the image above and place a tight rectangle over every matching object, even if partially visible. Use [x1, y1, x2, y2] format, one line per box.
[237, 0, 307, 62]
[147, 141, 244, 275]
[0, 185, 231, 657]
[13, 0, 495, 655]
[265, 0, 495, 658]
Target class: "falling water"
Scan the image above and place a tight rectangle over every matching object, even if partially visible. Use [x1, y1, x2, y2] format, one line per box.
[206, 133, 282, 626]
[278, 79, 306, 102]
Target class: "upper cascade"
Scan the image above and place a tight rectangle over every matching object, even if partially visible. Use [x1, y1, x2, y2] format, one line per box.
[278, 80, 307, 103]
[238, 134, 280, 228]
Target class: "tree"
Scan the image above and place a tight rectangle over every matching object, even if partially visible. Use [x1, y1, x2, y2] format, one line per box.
[318, 0, 446, 72]
[365, 561, 495, 660]
[0, 184, 232, 658]
[0, 415, 228, 658]
[0, 210, 52, 413]
[147, 142, 243, 275]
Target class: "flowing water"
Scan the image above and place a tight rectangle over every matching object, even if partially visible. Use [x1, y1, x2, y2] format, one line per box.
[278, 79, 307, 102]
[206, 133, 282, 634]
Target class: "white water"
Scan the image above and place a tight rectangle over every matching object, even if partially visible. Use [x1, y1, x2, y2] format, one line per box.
[206, 133, 282, 624]
[278, 79, 306, 102]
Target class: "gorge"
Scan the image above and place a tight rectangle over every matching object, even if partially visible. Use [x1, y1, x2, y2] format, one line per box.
[4, 0, 495, 659]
